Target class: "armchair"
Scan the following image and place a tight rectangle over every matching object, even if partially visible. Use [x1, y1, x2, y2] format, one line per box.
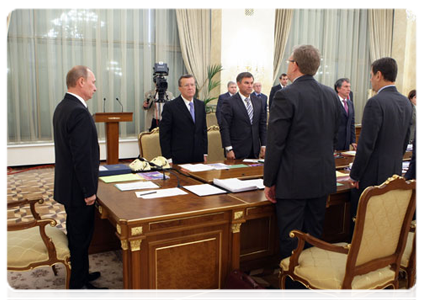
[7, 197, 71, 288]
[280, 175, 416, 289]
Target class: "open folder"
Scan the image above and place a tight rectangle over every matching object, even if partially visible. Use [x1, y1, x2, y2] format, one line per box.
[213, 178, 264, 193]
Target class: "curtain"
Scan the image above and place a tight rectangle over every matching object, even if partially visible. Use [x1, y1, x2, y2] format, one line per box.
[7, 9, 185, 144]
[368, 9, 394, 62]
[273, 9, 293, 82]
[175, 9, 211, 100]
[276, 9, 371, 123]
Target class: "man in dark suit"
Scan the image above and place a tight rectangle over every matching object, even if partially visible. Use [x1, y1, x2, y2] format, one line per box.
[53, 66, 104, 289]
[263, 45, 340, 261]
[348, 57, 412, 225]
[269, 73, 288, 109]
[334, 78, 357, 151]
[159, 74, 208, 164]
[252, 81, 268, 119]
[219, 72, 267, 160]
[215, 81, 237, 125]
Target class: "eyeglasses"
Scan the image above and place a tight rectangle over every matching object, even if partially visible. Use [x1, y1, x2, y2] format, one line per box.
[286, 59, 295, 64]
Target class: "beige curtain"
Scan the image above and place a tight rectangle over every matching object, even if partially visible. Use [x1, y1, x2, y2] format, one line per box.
[273, 9, 293, 82]
[176, 9, 211, 100]
[4, 8, 12, 41]
[368, 9, 394, 62]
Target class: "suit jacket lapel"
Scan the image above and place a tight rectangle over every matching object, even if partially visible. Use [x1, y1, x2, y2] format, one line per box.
[235, 93, 251, 123]
[176, 96, 195, 124]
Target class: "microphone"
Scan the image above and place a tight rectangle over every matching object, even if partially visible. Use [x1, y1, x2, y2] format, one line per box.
[116, 97, 123, 112]
[103, 98, 106, 112]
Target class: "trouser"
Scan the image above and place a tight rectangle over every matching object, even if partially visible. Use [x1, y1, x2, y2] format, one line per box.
[275, 195, 328, 260]
[65, 203, 95, 289]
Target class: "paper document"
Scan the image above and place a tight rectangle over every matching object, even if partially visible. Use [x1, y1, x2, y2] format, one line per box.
[135, 188, 187, 199]
[241, 178, 265, 189]
[341, 151, 356, 157]
[179, 164, 215, 172]
[208, 163, 230, 170]
[115, 181, 159, 191]
[213, 178, 259, 193]
[183, 184, 227, 196]
[100, 173, 142, 183]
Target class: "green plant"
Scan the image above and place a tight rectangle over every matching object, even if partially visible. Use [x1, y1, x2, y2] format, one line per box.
[195, 64, 223, 112]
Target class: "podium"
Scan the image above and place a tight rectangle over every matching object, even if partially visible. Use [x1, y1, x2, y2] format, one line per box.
[93, 112, 133, 165]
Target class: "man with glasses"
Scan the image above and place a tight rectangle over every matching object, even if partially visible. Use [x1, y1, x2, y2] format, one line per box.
[264, 45, 340, 270]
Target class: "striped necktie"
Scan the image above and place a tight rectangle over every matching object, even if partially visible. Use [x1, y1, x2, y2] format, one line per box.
[189, 101, 195, 122]
[343, 99, 349, 115]
[245, 97, 253, 124]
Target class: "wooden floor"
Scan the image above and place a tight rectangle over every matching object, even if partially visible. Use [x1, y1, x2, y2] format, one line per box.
[5, 167, 420, 300]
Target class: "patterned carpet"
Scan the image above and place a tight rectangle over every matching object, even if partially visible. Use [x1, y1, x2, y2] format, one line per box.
[5, 167, 420, 300]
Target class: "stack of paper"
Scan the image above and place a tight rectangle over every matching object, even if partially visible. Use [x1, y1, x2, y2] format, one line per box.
[213, 178, 262, 193]
[341, 151, 356, 157]
[115, 181, 159, 191]
[183, 184, 227, 196]
[179, 164, 215, 172]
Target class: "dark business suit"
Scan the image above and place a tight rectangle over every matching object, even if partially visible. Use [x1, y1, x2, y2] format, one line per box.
[219, 92, 267, 159]
[215, 92, 231, 125]
[350, 86, 412, 221]
[269, 84, 283, 109]
[53, 93, 100, 288]
[251, 92, 268, 119]
[263, 75, 340, 259]
[159, 96, 208, 164]
[335, 97, 356, 150]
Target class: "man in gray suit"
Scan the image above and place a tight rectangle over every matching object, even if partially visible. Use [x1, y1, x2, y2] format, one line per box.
[347, 57, 412, 227]
[263, 45, 340, 261]
[219, 72, 267, 159]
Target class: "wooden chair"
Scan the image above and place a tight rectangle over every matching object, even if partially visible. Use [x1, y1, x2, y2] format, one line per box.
[400, 220, 416, 288]
[279, 175, 416, 289]
[207, 125, 225, 162]
[7, 197, 71, 289]
[138, 127, 161, 161]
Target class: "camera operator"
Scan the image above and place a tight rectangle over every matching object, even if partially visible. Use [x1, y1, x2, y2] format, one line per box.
[143, 63, 174, 131]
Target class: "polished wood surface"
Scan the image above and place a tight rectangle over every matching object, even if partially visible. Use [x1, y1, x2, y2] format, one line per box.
[93, 112, 133, 164]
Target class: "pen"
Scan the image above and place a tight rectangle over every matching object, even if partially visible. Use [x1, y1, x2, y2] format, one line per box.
[138, 191, 157, 196]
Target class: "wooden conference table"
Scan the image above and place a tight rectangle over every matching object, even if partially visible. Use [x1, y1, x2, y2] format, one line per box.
[91, 155, 361, 289]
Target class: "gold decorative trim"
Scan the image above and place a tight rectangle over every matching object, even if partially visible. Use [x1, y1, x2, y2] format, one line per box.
[130, 239, 142, 252]
[116, 224, 121, 235]
[131, 226, 143, 236]
[121, 240, 128, 251]
[232, 223, 242, 233]
[234, 211, 244, 220]
[98, 205, 103, 215]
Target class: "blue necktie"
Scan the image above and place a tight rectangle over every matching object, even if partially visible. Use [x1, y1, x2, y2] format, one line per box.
[189, 101, 195, 123]
[246, 97, 253, 124]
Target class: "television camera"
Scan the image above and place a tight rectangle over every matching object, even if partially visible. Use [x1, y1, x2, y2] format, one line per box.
[153, 62, 169, 103]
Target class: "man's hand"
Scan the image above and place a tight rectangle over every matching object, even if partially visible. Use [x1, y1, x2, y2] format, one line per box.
[346, 177, 359, 189]
[264, 186, 276, 203]
[351, 143, 357, 151]
[226, 150, 235, 160]
[85, 194, 97, 206]
[260, 147, 266, 159]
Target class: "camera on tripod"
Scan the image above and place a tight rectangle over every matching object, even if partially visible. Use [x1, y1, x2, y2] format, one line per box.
[153, 62, 169, 103]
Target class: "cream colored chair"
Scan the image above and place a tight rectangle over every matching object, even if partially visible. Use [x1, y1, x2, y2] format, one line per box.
[400, 221, 416, 288]
[7, 197, 71, 289]
[280, 175, 415, 289]
[207, 125, 225, 162]
[138, 127, 161, 161]
[206, 113, 218, 127]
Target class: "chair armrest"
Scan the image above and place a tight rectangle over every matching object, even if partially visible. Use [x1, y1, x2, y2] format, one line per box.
[286, 230, 349, 273]
[7, 198, 44, 220]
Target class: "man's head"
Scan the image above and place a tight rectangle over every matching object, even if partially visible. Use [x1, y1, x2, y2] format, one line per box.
[287, 45, 321, 82]
[253, 82, 262, 94]
[178, 74, 196, 101]
[66, 65, 97, 101]
[236, 72, 254, 97]
[279, 73, 288, 87]
[334, 78, 351, 99]
[370, 57, 398, 92]
[227, 81, 237, 95]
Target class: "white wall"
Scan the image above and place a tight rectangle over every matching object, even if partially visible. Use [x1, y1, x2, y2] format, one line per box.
[7, 138, 139, 167]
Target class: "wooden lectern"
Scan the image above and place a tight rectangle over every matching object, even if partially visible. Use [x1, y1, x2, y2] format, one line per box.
[93, 112, 133, 165]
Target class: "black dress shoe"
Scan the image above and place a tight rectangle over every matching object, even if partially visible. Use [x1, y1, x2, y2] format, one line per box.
[87, 271, 101, 282]
[70, 282, 109, 298]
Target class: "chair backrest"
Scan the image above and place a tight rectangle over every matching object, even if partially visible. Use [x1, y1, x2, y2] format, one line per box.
[207, 125, 225, 162]
[206, 113, 218, 127]
[344, 175, 416, 288]
[138, 127, 161, 161]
